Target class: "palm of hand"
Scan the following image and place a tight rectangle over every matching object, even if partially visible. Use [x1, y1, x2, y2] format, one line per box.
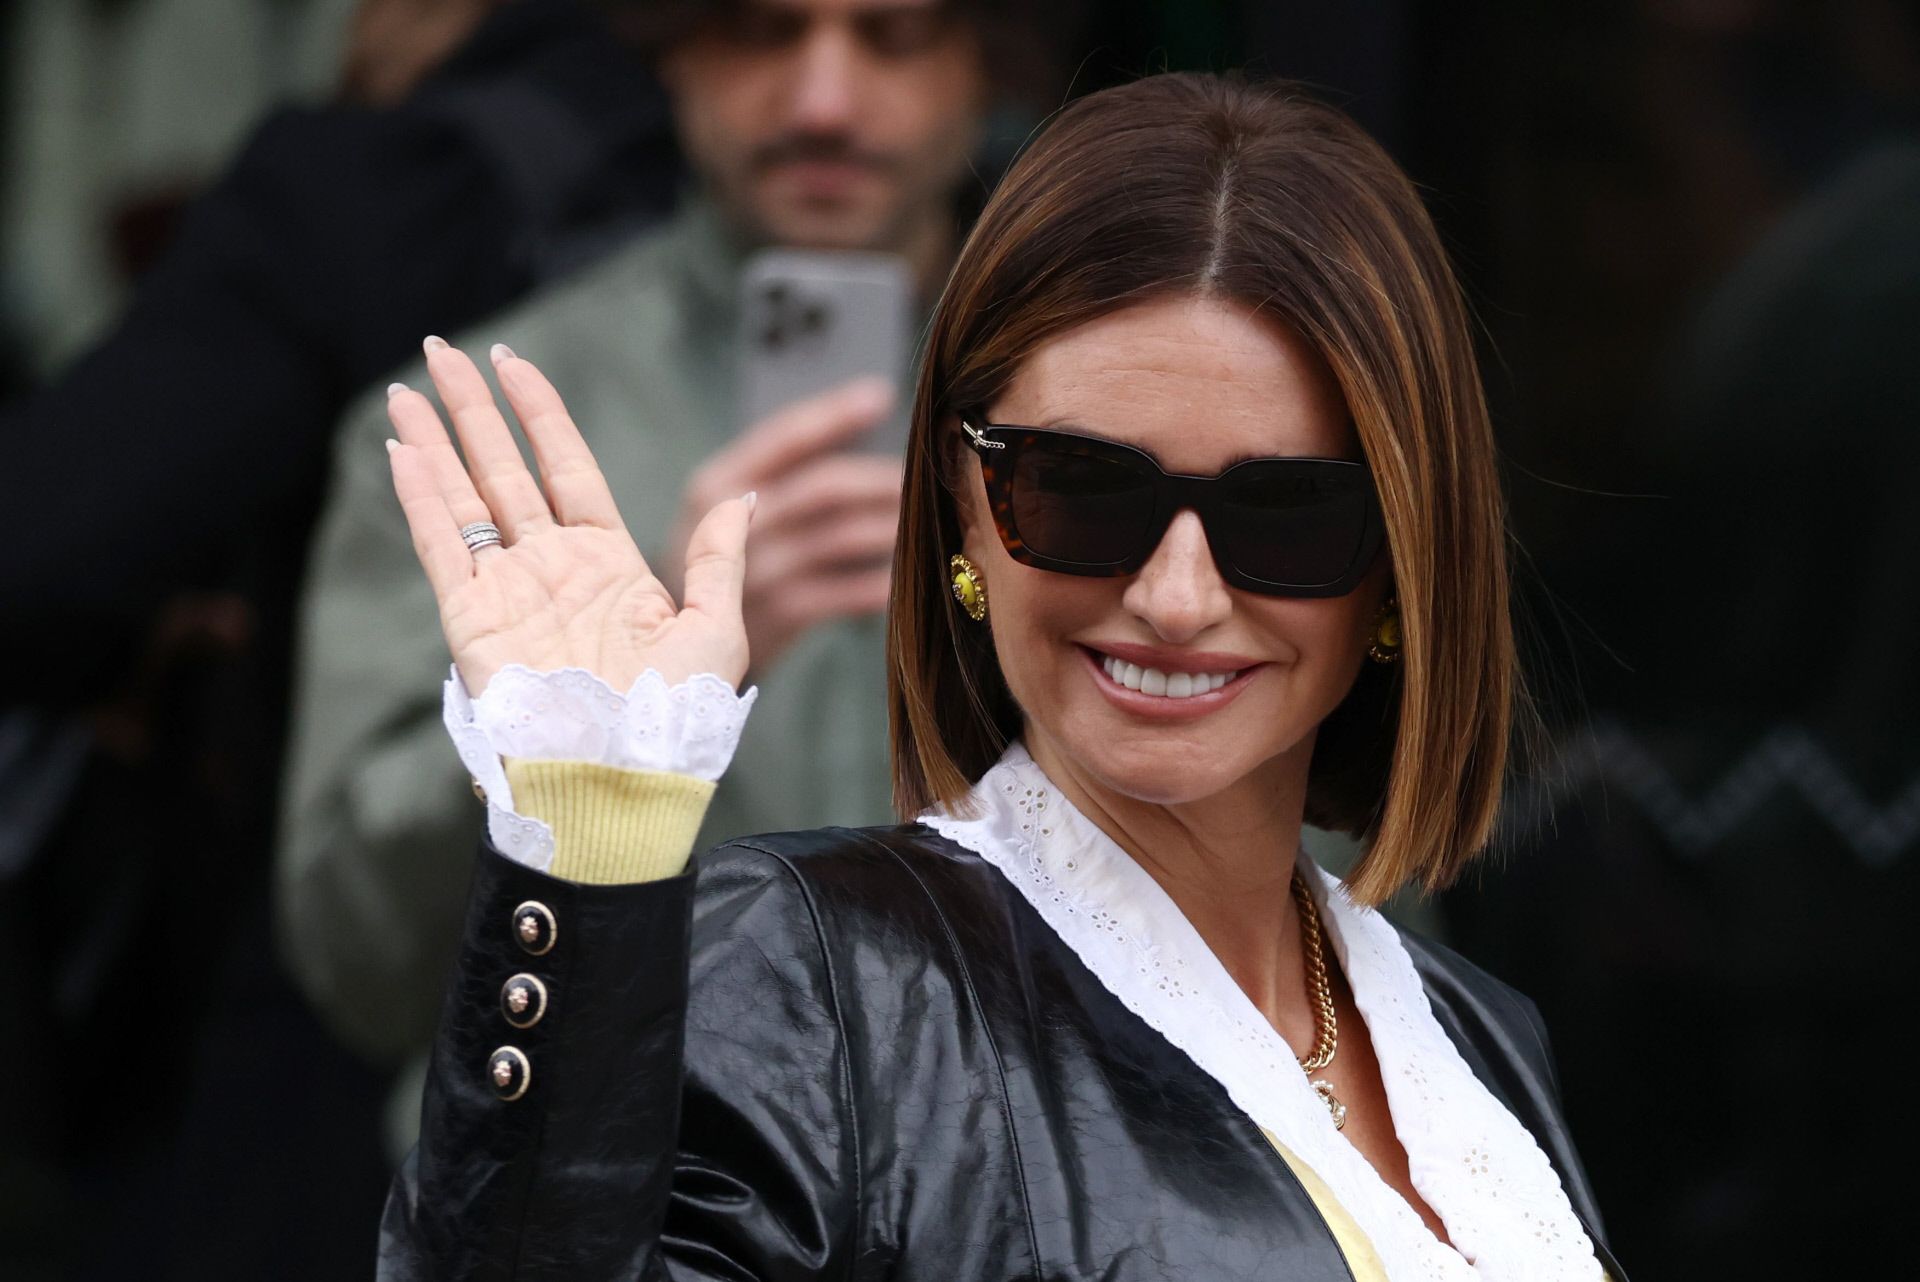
[444, 526, 718, 695]
[385, 343, 752, 699]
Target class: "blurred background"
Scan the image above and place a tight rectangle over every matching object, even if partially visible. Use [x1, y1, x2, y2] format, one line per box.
[0, 1, 1913, 1278]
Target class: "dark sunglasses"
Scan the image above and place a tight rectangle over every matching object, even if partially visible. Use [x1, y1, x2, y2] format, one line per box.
[960, 418, 1384, 598]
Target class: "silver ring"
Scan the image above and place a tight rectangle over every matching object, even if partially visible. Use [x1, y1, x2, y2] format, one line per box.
[459, 521, 503, 553]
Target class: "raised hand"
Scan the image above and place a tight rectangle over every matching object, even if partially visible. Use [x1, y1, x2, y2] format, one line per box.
[385, 339, 752, 697]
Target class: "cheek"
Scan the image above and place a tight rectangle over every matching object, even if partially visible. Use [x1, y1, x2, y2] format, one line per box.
[879, 60, 981, 144]
[1294, 596, 1370, 658]
[1254, 597, 1372, 712]
[977, 564, 1110, 700]
[671, 61, 778, 158]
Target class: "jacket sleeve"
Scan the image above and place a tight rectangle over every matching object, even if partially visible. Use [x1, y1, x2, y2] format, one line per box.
[378, 840, 858, 1281]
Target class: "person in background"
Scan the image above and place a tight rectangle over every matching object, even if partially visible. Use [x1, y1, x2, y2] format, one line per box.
[1444, 6, 1920, 1265]
[276, 0, 1069, 1130]
[0, 0, 675, 697]
[0, 2, 681, 1276]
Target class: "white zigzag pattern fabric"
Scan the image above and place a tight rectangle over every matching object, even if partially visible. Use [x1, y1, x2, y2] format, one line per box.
[1512, 719, 1920, 866]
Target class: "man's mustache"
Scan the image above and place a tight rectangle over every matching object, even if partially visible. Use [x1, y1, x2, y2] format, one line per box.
[750, 134, 899, 175]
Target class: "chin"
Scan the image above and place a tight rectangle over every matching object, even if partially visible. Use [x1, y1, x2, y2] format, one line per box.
[1060, 727, 1259, 807]
[753, 200, 895, 254]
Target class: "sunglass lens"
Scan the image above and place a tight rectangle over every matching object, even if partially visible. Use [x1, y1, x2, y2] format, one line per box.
[1213, 464, 1372, 587]
[1010, 438, 1158, 566]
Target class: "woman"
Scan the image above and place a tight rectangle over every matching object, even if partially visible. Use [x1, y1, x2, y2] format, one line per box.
[375, 75, 1623, 1280]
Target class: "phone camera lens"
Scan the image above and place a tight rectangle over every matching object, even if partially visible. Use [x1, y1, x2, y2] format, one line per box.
[799, 303, 829, 332]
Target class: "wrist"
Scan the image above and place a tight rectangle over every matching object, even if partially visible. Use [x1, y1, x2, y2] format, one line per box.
[505, 760, 715, 884]
[442, 663, 757, 873]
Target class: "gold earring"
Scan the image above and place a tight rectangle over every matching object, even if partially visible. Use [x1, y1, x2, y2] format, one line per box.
[1368, 597, 1402, 665]
[949, 554, 988, 622]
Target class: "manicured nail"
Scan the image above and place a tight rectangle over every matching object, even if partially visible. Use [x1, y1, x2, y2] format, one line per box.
[743, 490, 758, 518]
[490, 342, 515, 365]
[423, 335, 448, 354]
[387, 382, 408, 399]
[384, 438, 400, 455]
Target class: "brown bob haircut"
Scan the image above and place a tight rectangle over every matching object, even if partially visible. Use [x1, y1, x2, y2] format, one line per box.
[888, 73, 1519, 907]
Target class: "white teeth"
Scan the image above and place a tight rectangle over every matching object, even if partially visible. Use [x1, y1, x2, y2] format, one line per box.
[1099, 654, 1239, 698]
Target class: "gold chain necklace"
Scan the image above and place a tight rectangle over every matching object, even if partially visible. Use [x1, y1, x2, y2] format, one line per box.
[1290, 869, 1349, 1130]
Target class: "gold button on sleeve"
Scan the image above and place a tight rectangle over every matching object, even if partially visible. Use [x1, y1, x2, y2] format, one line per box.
[488, 1046, 531, 1102]
[500, 973, 548, 1029]
[511, 900, 557, 956]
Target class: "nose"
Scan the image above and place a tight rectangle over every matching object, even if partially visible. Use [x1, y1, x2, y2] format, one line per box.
[1120, 510, 1234, 644]
[788, 23, 860, 134]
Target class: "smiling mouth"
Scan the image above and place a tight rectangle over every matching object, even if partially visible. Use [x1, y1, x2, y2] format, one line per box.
[1093, 651, 1241, 699]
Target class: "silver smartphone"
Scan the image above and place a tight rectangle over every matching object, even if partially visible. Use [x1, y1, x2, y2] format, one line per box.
[738, 248, 913, 453]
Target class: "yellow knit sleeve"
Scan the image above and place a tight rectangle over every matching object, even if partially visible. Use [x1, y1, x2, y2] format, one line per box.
[502, 759, 716, 885]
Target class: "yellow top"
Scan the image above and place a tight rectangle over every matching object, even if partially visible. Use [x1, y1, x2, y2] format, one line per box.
[1262, 1130, 1387, 1279]
[499, 759, 1568, 1282]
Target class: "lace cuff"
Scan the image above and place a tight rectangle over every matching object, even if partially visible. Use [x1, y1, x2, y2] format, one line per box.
[442, 664, 758, 872]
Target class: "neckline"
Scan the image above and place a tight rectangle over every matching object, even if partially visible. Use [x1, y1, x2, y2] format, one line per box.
[917, 742, 1602, 1282]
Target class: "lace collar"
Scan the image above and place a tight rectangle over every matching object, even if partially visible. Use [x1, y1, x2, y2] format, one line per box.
[919, 743, 1601, 1282]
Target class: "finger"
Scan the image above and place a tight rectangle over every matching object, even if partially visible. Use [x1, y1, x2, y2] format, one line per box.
[725, 377, 896, 484]
[386, 440, 474, 602]
[386, 382, 495, 531]
[749, 509, 898, 584]
[679, 493, 755, 628]
[423, 338, 554, 539]
[778, 564, 895, 631]
[751, 453, 904, 532]
[489, 345, 625, 531]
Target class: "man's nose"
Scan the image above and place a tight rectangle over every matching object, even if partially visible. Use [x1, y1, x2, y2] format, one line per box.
[788, 23, 861, 134]
[1119, 511, 1234, 644]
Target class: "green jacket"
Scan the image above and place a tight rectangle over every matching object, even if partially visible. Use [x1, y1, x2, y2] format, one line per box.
[276, 203, 901, 1065]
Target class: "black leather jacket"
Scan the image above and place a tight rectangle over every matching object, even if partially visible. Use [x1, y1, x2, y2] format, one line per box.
[378, 826, 1626, 1280]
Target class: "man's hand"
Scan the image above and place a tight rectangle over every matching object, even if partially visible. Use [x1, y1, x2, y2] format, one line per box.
[666, 379, 901, 674]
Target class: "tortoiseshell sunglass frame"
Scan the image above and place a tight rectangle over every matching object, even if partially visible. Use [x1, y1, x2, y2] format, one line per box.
[958, 417, 1385, 599]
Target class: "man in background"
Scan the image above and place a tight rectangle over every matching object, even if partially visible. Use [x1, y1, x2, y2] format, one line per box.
[2, 3, 684, 1275]
[278, 0, 1065, 1131]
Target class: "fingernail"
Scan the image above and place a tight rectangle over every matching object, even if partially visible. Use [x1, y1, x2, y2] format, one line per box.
[490, 342, 515, 365]
[423, 335, 448, 354]
[387, 382, 408, 399]
[385, 438, 400, 455]
[742, 490, 758, 518]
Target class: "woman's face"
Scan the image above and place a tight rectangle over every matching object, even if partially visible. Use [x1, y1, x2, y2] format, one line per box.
[957, 293, 1388, 807]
